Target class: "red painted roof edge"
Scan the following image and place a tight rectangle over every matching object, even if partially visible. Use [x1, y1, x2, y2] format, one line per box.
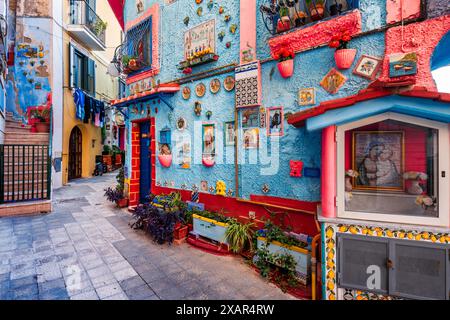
[107, 0, 125, 30]
[288, 86, 450, 128]
[111, 83, 180, 106]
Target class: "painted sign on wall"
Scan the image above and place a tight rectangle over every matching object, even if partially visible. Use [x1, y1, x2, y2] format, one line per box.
[184, 20, 216, 61]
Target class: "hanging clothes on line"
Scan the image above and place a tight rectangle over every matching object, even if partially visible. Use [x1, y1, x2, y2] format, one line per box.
[72, 87, 107, 128]
[73, 88, 85, 121]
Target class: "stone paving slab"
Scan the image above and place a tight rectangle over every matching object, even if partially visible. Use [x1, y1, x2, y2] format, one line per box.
[0, 173, 296, 300]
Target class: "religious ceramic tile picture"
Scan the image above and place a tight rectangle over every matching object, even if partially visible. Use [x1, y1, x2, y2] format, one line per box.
[267, 107, 284, 136]
[241, 107, 259, 128]
[195, 83, 206, 97]
[259, 107, 267, 128]
[136, 0, 144, 13]
[298, 88, 316, 106]
[224, 121, 236, 146]
[389, 52, 418, 77]
[352, 131, 404, 191]
[210, 78, 221, 94]
[353, 55, 383, 80]
[176, 117, 187, 131]
[182, 86, 191, 100]
[224, 75, 236, 91]
[320, 68, 347, 94]
[243, 128, 260, 149]
[202, 124, 216, 156]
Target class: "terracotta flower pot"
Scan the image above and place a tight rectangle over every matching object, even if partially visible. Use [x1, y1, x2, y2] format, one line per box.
[277, 59, 294, 79]
[35, 122, 50, 133]
[116, 198, 129, 208]
[174, 225, 189, 240]
[158, 154, 172, 168]
[310, 4, 325, 21]
[334, 49, 357, 70]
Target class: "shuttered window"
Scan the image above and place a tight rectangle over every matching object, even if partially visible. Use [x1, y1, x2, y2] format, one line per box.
[337, 234, 450, 300]
[69, 44, 96, 95]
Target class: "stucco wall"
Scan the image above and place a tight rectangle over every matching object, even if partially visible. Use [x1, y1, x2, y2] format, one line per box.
[121, 0, 390, 202]
[427, 0, 450, 19]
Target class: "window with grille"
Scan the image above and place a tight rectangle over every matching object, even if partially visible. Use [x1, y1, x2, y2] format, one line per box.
[337, 234, 450, 300]
[125, 17, 152, 70]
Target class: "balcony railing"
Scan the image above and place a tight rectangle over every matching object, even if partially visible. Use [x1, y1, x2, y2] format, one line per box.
[70, 0, 106, 45]
[260, 0, 359, 36]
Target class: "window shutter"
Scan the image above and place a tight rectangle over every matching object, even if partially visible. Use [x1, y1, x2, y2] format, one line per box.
[69, 43, 76, 88]
[87, 58, 95, 95]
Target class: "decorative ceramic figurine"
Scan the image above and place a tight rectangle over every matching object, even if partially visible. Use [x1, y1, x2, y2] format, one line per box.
[194, 101, 202, 116]
[216, 181, 226, 196]
[403, 172, 428, 195]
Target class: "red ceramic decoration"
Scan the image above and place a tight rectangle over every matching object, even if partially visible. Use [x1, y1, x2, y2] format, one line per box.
[278, 59, 294, 78]
[290, 160, 304, 177]
[202, 155, 215, 167]
[334, 49, 357, 70]
[158, 154, 172, 168]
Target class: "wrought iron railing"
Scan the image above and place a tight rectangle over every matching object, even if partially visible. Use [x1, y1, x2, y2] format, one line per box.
[70, 0, 107, 45]
[0, 145, 51, 204]
[112, 17, 152, 75]
[260, 0, 359, 36]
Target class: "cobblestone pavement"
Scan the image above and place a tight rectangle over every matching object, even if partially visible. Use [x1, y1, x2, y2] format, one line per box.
[0, 173, 295, 300]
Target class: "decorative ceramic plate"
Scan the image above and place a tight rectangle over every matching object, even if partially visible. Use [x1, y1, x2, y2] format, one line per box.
[195, 83, 206, 97]
[182, 86, 191, 100]
[176, 117, 187, 131]
[210, 78, 221, 94]
[224, 76, 236, 91]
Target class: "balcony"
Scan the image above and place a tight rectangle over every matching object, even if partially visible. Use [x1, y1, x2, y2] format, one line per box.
[67, 0, 107, 51]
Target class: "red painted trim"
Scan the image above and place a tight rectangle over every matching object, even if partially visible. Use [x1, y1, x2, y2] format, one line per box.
[126, 68, 160, 85]
[111, 84, 180, 106]
[249, 195, 318, 213]
[321, 126, 337, 218]
[287, 87, 450, 128]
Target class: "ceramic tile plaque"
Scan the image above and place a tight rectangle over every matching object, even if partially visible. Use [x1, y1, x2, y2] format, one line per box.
[235, 61, 262, 108]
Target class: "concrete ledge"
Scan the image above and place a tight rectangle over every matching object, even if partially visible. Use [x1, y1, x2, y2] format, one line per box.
[0, 200, 52, 218]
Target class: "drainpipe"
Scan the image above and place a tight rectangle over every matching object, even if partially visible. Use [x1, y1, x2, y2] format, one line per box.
[311, 233, 321, 300]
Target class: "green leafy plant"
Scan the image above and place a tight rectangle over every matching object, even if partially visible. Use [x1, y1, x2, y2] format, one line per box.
[93, 20, 108, 36]
[225, 220, 255, 254]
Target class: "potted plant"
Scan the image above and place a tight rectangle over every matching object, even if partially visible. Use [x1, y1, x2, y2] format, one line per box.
[225, 220, 254, 255]
[104, 187, 128, 208]
[276, 3, 291, 33]
[93, 20, 108, 36]
[329, 30, 357, 69]
[32, 108, 51, 133]
[306, 0, 325, 21]
[274, 47, 295, 78]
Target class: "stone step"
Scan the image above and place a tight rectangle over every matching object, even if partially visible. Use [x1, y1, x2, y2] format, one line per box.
[0, 200, 52, 217]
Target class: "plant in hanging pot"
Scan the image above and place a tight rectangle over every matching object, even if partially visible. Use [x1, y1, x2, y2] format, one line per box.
[329, 30, 357, 70]
[276, 1, 291, 33]
[274, 47, 295, 79]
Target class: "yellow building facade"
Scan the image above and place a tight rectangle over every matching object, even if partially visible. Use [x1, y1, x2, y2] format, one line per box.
[61, 0, 122, 185]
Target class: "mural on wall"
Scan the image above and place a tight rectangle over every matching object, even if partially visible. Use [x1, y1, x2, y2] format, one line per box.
[6, 19, 51, 120]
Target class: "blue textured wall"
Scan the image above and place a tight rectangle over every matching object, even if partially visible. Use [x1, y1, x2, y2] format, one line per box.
[124, 0, 387, 202]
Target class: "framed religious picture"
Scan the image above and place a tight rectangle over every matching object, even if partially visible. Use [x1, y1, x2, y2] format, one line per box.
[241, 107, 259, 128]
[243, 128, 260, 149]
[320, 68, 347, 94]
[267, 107, 284, 136]
[202, 124, 216, 156]
[353, 55, 383, 80]
[224, 121, 236, 146]
[298, 88, 316, 106]
[352, 131, 405, 192]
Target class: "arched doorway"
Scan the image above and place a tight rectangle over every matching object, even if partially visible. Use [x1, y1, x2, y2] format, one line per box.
[69, 126, 82, 180]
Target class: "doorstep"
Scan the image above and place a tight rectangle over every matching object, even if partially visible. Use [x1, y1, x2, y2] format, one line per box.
[0, 200, 52, 218]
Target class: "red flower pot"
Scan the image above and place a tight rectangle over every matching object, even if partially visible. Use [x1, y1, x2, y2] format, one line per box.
[35, 122, 50, 133]
[116, 198, 129, 208]
[158, 154, 172, 168]
[334, 49, 357, 70]
[202, 155, 215, 167]
[277, 59, 294, 78]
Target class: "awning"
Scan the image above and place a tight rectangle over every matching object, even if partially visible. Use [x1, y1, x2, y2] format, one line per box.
[107, 0, 125, 30]
[111, 83, 180, 109]
[288, 87, 450, 132]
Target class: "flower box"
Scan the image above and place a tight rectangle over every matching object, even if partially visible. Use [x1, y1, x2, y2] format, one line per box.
[177, 53, 219, 70]
[257, 237, 311, 285]
[192, 214, 229, 244]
